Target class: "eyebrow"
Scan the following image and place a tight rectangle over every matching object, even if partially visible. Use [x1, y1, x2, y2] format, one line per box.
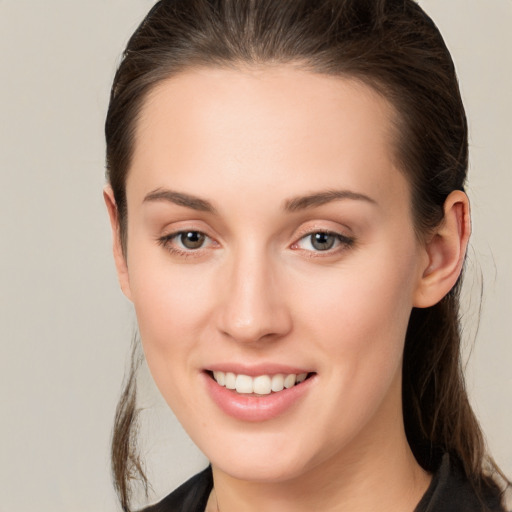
[143, 187, 376, 214]
[284, 190, 376, 212]
[143, 188, 216, 213]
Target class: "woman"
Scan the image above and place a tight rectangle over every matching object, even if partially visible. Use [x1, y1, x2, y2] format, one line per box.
[104, 0, 510, 510]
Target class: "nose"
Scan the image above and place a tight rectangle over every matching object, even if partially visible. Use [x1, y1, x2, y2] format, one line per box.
[216, 248, 292, 344]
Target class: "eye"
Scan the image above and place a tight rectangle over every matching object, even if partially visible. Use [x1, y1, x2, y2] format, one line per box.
[177, 231, 206, 250]
[294, 231, 354, 252]
[158, 230, 215, 254]
[309, 232, 337, 251]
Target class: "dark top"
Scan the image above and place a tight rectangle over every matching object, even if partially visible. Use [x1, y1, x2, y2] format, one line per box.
[142, 454, 507, 512]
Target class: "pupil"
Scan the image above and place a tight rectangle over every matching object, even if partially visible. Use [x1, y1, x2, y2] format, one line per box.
[181, 231, 205, 249]
[312, 232, 335, 251]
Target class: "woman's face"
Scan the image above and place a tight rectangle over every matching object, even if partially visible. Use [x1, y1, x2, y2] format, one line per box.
[117, 66, 430, 482]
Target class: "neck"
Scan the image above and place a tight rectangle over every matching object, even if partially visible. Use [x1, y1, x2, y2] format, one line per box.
[209, 379, 431, 512]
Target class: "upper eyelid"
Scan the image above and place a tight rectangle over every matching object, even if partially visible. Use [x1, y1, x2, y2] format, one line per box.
[294, 231, 353, 245]
[293, 220, 353, 235]
[162, 229, 214, 241]
[293, 226, 354, 242]
[299, 228, 350, 237]
[160, 226, 214, 239]
[158, 229, 215, 248]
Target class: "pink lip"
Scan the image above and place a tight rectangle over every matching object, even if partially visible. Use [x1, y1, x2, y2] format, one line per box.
[202, 371, 316, 422]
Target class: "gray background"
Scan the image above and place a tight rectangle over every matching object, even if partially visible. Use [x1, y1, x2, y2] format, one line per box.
[1, 1, 510, 510]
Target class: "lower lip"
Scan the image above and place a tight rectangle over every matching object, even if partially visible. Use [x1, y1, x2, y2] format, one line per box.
[203, 372, 316, 422]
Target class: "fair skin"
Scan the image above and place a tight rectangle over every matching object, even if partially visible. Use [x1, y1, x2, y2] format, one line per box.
[105, 65, 470, 512]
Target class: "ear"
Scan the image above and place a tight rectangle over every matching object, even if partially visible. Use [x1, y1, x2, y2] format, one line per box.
[103, 185, 133, 301]
[413, 190, 471, 308]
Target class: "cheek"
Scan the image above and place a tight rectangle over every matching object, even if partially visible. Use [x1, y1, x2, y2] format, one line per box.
[294, 245, 419, 384]
[134, 273, 209, 343]
[127, 225, 214, 334]
[126, 248, 217, 399]
[287, 252, 418, 453]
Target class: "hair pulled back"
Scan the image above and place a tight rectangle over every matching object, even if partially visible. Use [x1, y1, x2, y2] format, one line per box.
[105, 1, 506, 510]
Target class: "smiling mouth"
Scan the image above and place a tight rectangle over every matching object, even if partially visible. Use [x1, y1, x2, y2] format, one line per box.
[207, 371, 315, 395]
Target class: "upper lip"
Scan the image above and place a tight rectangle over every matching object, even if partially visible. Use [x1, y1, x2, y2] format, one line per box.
[205, 363, 314, 376]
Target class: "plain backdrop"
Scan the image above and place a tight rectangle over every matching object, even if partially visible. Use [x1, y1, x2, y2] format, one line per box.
[1, 1, 511, 510]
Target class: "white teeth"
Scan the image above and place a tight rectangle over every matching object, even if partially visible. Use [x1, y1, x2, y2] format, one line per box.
[225, 372, 236, 390]
[253, 375, 272, 395]
[284, 374, 296, 389]
[213, 371, 225, 386]
[235, 374, 253, 394]
[271, 374, 285, 392]
[212, 371, 310, 394]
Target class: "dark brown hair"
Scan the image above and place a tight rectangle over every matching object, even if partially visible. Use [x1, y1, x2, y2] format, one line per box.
[105, 1, 508, 510]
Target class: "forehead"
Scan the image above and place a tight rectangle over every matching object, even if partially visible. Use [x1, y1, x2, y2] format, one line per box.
[129, 65, 408, 210]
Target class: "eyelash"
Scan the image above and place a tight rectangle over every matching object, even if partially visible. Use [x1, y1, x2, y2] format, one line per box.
[157, 229, 355, 258]
[157, 230, 217, 258]
[291, 231, 355, 257]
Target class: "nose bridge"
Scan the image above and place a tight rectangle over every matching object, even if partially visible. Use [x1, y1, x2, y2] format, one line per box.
[218, 242, 291, 343]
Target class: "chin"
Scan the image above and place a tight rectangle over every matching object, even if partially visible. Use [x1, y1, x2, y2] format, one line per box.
[213, 455, 312, 484]
[200, 428, 327, 484]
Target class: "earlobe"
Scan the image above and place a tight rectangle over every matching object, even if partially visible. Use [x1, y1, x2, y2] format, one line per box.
[103, 186, 133, 302]
[413, 190, 471, 308]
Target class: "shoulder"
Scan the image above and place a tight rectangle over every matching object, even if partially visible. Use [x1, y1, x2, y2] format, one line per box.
[140, 466, 213, 512]
[415, 454, 508, 512]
